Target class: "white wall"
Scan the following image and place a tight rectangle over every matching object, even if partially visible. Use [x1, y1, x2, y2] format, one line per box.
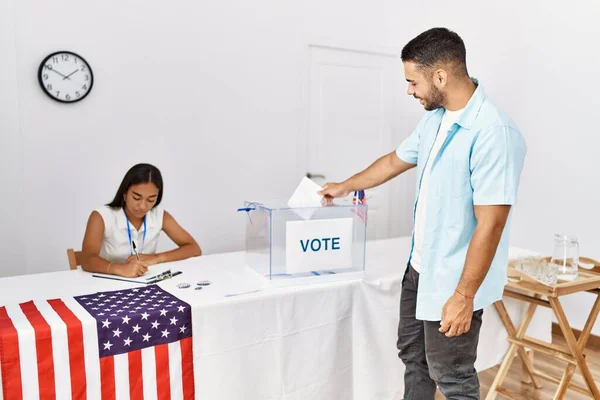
[2, 0, 600, 335]
[0, 0, 418, 279]
[0, 0, 24, 278]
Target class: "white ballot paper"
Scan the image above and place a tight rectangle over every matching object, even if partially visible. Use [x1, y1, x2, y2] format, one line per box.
[287, 177, 323, 220]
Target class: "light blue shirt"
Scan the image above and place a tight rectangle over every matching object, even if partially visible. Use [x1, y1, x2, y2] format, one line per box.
[396, 79, 527, 321]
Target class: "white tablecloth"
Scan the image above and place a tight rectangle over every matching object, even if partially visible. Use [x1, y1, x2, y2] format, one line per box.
[0, 237, 551, 400]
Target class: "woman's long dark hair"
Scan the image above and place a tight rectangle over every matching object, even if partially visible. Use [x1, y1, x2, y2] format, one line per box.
[107, 163, 163, 209]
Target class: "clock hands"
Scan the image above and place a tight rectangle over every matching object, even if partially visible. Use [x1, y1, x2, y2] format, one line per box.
[49, 68, 72, 80]
[63, 69, 79, 80]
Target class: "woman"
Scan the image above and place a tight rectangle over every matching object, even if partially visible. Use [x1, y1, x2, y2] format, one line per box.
[81, 163, 201, 278]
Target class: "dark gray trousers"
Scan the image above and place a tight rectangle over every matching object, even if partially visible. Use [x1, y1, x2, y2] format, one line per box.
[397, 265, 483, 400]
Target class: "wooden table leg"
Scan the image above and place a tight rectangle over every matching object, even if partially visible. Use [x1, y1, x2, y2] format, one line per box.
[521, 349, 534, 384]
[577, 292, 600, 352]
[486, 300, 540, 399]
[485, 342, 519, 400]
[553, 364, 576, 400]
[494, 300, 542, 387]
[550, 297, 600, 399]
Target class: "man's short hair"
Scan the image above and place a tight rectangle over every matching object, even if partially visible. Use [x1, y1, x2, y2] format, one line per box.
[401, 27, 468, 75]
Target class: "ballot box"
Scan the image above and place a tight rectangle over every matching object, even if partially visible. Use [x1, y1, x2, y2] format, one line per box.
[240, 200, 367, 286]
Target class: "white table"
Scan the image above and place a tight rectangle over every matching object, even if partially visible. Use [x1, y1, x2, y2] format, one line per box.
[0, 237, 551, 400]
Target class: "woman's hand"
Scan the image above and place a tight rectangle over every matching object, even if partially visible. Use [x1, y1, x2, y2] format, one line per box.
[117, 259, 150, 278]
[126, 254, 162, 266]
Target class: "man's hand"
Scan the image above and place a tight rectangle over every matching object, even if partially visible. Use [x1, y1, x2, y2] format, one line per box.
[318, 182, 352, 205]
[316, 152, 415, 205]
[126, 254, 162, 266]
[438, 204, 511, 337]
[439, 292, 474, 337]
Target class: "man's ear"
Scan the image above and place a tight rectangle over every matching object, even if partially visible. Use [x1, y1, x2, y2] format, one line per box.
[434, 69, 448, 88]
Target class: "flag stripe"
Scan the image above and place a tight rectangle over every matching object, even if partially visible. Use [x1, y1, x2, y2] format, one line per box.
[128, 350, 144, 400]
[20, 301, 56, 400]
[34, 301, 70, 400]
[63, 297, 101, 400]
[168, 342, 182, 400]
[100, 356, 116, 400]
[155, 344, 171, 400]
[0, 348, 3, 400]
[141, 347, 157, 400]
[0, 306, 23, 400]
[180, 337, 194, 400]
[49, 299, 87, 400]
[5, 304, 39, 400]
[114, 353, 130, 400]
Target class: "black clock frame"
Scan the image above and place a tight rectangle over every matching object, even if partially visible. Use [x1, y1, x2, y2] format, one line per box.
[38, 50, 94, 103]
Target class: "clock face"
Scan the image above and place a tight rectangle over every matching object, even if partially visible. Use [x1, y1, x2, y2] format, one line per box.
[38, 51, 94, 103]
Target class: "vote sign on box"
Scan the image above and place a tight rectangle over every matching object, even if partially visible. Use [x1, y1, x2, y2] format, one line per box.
[285, 218, 354, 274]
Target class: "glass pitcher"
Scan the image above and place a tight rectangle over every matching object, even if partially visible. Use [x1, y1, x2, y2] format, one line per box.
[550, 234, 579, 281]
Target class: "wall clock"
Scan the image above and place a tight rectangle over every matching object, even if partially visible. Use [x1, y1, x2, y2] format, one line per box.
[38, 51, 93, 103]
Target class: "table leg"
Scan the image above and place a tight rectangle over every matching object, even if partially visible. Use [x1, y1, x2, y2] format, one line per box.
[521, 349, 534, 384]
[550, 297, 600, 399]
[486, 300, 540, 399]
[553, 364, 576, 400]
[577, 292, 600, 352]
[485, 342, 518, 400]
[494, 300, 542, 388]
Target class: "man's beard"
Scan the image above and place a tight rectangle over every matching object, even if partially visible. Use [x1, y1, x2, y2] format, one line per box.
[419, 84, 446, 111]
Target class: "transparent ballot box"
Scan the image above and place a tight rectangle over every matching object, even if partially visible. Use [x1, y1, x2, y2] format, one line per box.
[240, 200, 367, 286]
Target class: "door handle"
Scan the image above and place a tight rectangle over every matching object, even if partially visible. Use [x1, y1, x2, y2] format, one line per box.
[306, 172, 326, 179]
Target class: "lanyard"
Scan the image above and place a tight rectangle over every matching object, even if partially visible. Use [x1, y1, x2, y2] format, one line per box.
[124, 209, 147, 256]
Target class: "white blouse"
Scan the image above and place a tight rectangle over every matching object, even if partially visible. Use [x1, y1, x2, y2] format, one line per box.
[94, 205, 164, 264]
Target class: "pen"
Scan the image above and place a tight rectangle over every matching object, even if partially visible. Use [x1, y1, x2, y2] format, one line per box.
[132, 240, 140, 261]
[145, 270, 180, 284]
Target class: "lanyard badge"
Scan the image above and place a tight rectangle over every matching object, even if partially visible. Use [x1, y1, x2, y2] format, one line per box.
[124, 209, 147, 256]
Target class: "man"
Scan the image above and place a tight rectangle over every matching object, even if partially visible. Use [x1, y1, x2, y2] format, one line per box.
[319, 27, 526, 399]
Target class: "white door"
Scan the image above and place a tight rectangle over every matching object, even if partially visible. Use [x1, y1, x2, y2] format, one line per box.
[306, 44, 399, 240]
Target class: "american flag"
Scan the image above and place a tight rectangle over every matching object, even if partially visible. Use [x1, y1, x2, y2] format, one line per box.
[351, 191, 368, 224]
[0, 284, 194, 400]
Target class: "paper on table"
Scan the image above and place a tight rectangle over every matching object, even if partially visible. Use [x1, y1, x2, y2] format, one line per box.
[92, 264, 173, 284]
[287, 177, 323, 220]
